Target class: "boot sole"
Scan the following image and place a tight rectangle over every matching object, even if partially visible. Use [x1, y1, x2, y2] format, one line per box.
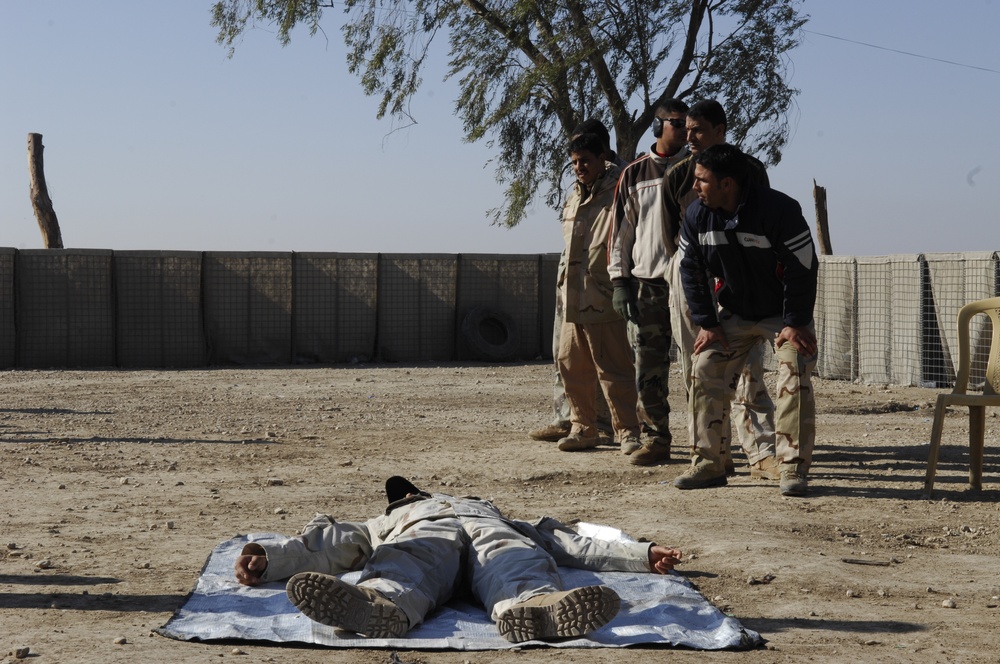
[780, 481, 808, 496]
[496, 585, 621, 643]
[529, 429, 571, 442]
[673, 474, 728, 490]
[558, 438, 601, 451]
[286, 572, 408, 638]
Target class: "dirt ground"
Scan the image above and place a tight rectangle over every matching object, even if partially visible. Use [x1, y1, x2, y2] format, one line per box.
[1, 362, 999, 664]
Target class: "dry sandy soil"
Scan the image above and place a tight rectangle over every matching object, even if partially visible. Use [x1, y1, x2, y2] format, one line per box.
[1, 362, 999, 664]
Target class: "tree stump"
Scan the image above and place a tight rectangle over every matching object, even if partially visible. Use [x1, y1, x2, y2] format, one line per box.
[813, 179, 832, 256]
[28, 132, 64, 249]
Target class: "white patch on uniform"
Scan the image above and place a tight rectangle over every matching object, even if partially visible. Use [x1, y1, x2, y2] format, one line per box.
[736, 233, 771, 248]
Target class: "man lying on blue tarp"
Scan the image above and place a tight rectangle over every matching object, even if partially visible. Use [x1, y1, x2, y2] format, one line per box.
[234, 476, 682, 644]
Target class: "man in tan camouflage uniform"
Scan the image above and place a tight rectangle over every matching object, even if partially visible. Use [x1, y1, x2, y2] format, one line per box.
[555, 133, 641, 452]
[663, 100, 779, 480]
[677, 144, 817, 496]
[529, 120, 624, 443]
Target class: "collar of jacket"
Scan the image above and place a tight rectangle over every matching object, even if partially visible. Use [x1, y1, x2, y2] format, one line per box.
[574, 162, 621, 200]
[725, 183, 765, 229]
[648, 143, 688, 165]
[385, 493, 430, 515]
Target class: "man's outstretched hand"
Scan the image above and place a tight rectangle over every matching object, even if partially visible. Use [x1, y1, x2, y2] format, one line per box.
[649, 545, 683, 573]
[234, 542, 268, 586]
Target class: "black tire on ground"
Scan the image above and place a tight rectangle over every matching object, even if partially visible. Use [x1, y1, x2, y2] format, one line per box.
[460, 306, 518, 361]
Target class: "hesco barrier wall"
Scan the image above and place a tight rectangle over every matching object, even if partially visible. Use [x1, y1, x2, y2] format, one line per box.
[1, 250, 558, 369]
[0, 248, 996, 387]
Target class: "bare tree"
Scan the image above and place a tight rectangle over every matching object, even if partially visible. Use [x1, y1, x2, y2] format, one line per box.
[27, 133, 64, 249]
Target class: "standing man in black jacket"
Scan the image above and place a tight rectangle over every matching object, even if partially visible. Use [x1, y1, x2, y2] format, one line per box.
[677, 144, 818, 496]
[664, 100, 779, 481]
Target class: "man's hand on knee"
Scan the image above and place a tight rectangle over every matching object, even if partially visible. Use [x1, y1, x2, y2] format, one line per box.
[693, 326, 727, 354]
[775, 325, 816, 357]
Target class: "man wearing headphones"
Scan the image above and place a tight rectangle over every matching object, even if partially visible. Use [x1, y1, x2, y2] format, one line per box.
[607, 98, 690, 465]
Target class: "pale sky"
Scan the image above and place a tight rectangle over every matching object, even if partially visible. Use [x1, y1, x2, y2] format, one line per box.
[2, 1, 998, 256]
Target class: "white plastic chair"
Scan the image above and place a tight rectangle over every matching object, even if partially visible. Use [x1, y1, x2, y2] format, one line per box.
[924, 296, 1000, 495]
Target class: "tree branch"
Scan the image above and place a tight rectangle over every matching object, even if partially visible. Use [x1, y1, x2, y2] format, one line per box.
[641, 0, 707, 132]
[564, 0, 628, 136]
[457, 0, 576, 129]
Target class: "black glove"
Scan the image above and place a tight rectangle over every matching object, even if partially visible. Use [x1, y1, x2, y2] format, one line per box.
[612, 283, 640, 324]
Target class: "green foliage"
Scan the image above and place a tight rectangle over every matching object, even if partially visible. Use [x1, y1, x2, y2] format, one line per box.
[211, 0, 807, 227]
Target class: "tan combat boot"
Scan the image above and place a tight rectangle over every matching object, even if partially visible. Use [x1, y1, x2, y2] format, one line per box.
[529, 421, 571, 442]
[779, 462, 808, 496]
[629, 437, 672, 466]
[750, 455, 781, 480]
[673, 455, 728, 490]
[286, 572, 409, 638]
[495, 585, 621, 643]
[617, 431, 642, 455]
[557, 428, 601, 451]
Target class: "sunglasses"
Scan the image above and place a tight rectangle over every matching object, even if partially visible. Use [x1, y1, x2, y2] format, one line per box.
[661, 117, 685, 129]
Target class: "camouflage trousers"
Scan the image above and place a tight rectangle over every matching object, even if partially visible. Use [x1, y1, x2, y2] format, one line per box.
[666, 251, 775, 464]
[630, 281, 672, 441]
[688, 310, 816, 469]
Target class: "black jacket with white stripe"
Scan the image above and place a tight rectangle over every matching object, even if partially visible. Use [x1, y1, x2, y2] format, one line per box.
[678, 184, 818, 329]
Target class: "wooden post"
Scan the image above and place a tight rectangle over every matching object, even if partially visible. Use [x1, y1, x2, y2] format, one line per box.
[813, 179, 832, 256]
[27, 132, 64, 249]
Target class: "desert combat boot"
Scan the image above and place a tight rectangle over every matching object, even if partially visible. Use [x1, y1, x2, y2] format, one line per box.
[629, 437, 672, 466]
[779, 462, 808, 496]
[529, 421, 572, 442]
[286, 572, 409, 638]
[750, 455, 781, 480]
[495, 585, 621, 643]
[557, 428, 601, 451]
[618, 432, 643, 455]
[673, 455, 728, 489]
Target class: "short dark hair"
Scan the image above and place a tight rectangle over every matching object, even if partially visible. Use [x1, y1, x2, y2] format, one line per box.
[568, 132, 606, 158]
[655, 98, 689, 116]
[571, 119, 612, 153]
[694, 143, 748, 186]
[686, 100, 727, 129]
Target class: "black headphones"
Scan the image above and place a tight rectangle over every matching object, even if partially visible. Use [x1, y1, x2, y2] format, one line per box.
[652, 116, 664, 138]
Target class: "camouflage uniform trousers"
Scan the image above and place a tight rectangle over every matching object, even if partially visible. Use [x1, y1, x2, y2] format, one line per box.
[630, 280, 672, 443]
[549, 253, 612, 428]
[688, 310, 816, 471]
[665, 250, 775, 465]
